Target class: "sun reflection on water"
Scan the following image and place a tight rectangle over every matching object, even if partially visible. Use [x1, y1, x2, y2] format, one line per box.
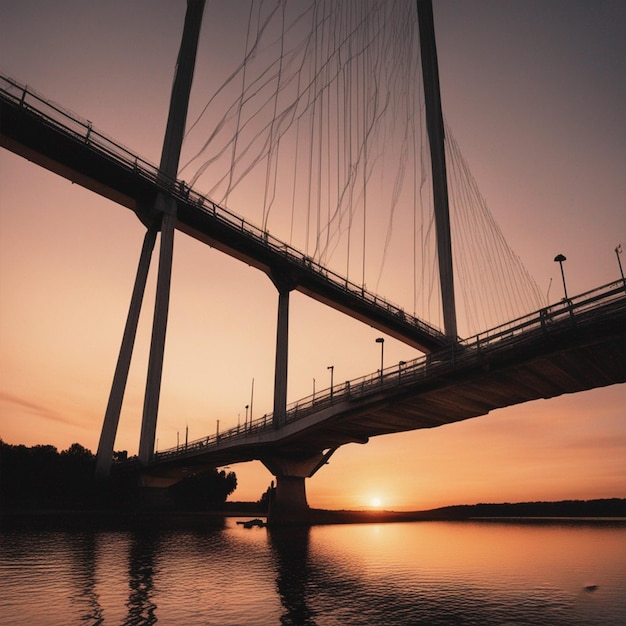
[0, 518, 624, 625]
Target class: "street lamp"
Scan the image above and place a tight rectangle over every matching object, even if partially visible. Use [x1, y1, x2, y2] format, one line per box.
[327, 365, 334, 399]
[554, 254, 568, 300]
[245, 404, 249, 430]
[312, 378, 316, 401]
[375, 337, 385, 380]
[616, 244, 624, 283]
[399, 360, 406, 383]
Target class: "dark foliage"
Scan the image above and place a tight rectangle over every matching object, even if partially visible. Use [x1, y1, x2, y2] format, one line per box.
[0, 440, 238, 512]
[0, 441, 96, 508]
[169, 469, 237, 510]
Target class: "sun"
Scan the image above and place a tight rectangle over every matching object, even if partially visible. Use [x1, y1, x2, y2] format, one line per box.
[369, 496, 383, 508]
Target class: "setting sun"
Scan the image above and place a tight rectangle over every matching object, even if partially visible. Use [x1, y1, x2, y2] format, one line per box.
[369, 497, 383, 508]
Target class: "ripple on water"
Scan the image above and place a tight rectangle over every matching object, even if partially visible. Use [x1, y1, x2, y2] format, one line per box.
[0, 519, 624, 625]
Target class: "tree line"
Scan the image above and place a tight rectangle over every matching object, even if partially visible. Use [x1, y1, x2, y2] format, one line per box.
[0, 440, 238, 511]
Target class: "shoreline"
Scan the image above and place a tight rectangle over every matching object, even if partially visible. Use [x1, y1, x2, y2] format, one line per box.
[1, 498, 624, 527]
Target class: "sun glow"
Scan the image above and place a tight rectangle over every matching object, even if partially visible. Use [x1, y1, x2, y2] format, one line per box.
[369, 497, 383, 508]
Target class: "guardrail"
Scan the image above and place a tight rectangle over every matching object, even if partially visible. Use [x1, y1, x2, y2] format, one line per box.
[154, 279, 626, 462]
[0, 74, 443, 343]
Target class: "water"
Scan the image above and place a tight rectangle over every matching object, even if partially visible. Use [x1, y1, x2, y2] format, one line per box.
[0, 516, 624, 625]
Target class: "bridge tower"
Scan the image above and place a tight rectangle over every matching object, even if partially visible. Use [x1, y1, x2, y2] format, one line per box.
[96, 0, 206, 477]
[417, 0, 458, 340]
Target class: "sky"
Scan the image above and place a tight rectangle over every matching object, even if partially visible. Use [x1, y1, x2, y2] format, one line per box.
[0, 0, 624, 511]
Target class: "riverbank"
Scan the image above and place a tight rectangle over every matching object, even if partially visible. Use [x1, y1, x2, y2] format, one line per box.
[2, 498, 624, 528]
[303, 498, 626, 525]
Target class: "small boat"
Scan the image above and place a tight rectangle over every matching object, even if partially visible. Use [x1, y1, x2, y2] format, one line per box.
[237, 518, 266, 528]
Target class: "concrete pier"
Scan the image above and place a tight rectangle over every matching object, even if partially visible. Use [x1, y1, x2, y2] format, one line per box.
[263, 450, 336, 525]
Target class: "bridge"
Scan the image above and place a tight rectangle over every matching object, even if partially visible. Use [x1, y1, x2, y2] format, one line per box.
[150, 281, 625, 470]
[2, 1, 624, 523]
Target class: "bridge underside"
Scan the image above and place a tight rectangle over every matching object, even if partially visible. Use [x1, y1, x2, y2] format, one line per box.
[142, 293, 625, 484]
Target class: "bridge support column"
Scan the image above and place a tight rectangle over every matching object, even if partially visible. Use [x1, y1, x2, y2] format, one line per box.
[96, 226, 158, 478]
[271, 475, 309, 522]
[262, 449, 336, 525]
[272, 285, 291, 427]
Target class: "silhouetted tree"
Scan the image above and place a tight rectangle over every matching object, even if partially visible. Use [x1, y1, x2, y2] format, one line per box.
[60, 443, 96, 505]
[169, 469, 238, 510]
[1, 441, 95, 508]
[1, 441, 240, 512]
[258, 485, 272, 511]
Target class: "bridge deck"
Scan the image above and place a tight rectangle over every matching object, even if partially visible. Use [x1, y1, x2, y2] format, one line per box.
[0, 75, 448, 353]
[147, 282, 626, 478]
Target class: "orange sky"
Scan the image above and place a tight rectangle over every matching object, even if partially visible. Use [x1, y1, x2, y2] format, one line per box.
[0, 1, 624, 510]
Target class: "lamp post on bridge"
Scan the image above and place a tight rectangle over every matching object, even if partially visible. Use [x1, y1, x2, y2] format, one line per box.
[327, 365, 334, 399]
[399, 360, 406, 383]
[312, 378, 316, 401]
[615, 244, 624, 283]
[375, 337, 385, 382]
[554, 254, 568, 301]
[245, 404, 249, 431]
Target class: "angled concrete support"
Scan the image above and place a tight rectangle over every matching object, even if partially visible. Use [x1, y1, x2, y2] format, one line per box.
[96, 226, 158, 478]
[137, 0, 205, 465]
[139, 200, 176, 464]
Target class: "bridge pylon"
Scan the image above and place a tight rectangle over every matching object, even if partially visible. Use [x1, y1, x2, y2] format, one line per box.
[96, 0, 206, 476]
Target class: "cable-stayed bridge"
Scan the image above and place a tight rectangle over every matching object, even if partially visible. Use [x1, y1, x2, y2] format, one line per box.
[152, 280, 625, 467]
[1, 1, 624, 523]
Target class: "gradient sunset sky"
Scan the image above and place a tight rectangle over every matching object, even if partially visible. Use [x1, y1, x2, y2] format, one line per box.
[1, 0, 624, 510]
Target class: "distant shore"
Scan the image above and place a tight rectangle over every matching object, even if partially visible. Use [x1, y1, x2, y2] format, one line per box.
[2, 498, 624, 528]
[300, 498, 626, 525]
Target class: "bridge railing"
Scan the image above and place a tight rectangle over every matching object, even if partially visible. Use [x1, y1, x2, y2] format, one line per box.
[0, 76, 164, 184]
[0, 75, 443, 343]
[154, 279, 625, 462]
[460, 279, 626, 351]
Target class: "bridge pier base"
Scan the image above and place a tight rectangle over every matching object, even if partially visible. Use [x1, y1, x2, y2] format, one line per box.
[269, 475, 310, 525]
[262, 449, 336, 526]
[135, 472, 180, 510]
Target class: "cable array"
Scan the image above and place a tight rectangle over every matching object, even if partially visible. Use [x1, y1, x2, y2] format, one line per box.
[445, 123, 545, 334]
[181, 0, 543, 336]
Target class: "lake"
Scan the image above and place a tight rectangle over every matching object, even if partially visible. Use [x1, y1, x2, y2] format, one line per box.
[0, 516, 624, 625]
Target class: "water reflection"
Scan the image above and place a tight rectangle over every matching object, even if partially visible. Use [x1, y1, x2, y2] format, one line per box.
[0, 517, 624, 625]
[124, 531, 159, 625]
[68, 532, 104, 625]
[268, 526, 317, 626]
